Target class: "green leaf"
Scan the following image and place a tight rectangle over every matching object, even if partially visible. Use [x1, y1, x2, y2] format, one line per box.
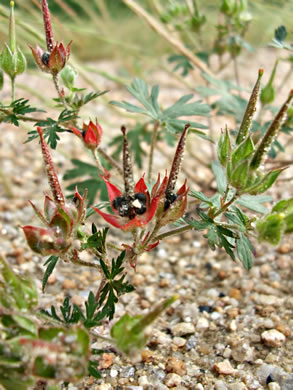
[236, 234, 254, 269]
[218, 127, 231, 166]
[237, 194, 272, 213]
[110, 78, 210, 137]
[274, 25, 287, 42]
[0, 255, 38, 310]
[230, 159, 250, 189]
[161, 95, 210, 119]
[211, 160, 227, 194]
[88, 361, 101, 379]
[189, 190, 214, 206]
[42, 256, 59, 292]
[81, 227, 109, 252]
[168, 54, 194, 76]
[257, 213, 284, 245]
[245, 168, 285, 195]
[1, 98, 44, 127]
[111, 296, 177, 356]
[231, 135, 254, 168]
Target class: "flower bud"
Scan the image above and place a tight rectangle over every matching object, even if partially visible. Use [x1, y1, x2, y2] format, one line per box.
[1, 44, 26, 79]
[260, 59, 278, 106]
[220, 0, 236, 15]
[1, 1, 26, 79]
[61, 64, 77, 90]
[72, 120, 103, 151]
[260, 84, 275, 105]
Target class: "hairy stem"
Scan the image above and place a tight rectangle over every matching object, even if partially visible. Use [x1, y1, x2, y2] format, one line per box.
[52, 73, 67, 108]
[213, 193, 238, 218]
[155, 224, 192, 241]
[98, 147, 123, 175]
[11, 76, 15, 102]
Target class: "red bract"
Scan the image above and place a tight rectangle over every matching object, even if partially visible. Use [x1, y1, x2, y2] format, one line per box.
[23, 128, 87, 256]
[92, 176, 160, 232]
[71, 120, 103, 150]
[29, 41, 71, 75]
[23, 188, 87, 257]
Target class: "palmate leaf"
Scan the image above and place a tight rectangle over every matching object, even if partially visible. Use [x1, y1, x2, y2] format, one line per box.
[168, 54, 194, 76]
[196, 72, 247, 120]
[1, 98, 45, 126]
[25, 109, 77, 149]
[110, 78, 210, 134]
[98, 252, 135, 320]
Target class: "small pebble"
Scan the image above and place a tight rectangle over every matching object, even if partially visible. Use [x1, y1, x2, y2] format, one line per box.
[268, 383, 280, 390]
[213, 360, 235, 375]
[165, 357, 186, 376]
[171, 322, 195, 337]
[261, 329, 286, 347]
[98, 353, 114, 369]
[62, 279, 77, 289]
[164, 373, 182, 387]
[196, 317, 209, 330]
[215, 380, 228, 390]
[173, 337, 186, 347]
[229, 383, 247, 390]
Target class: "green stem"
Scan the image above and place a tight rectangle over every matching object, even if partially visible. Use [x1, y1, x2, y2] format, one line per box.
[52, 73, 67, 109]
[92, 148, 104, 173]
[148, 121, 160, 182]
[155, 224, 192, 241]
[213, 193, 238, 218]
[11, 76, 15, 102]
[106, 242, 124, 251]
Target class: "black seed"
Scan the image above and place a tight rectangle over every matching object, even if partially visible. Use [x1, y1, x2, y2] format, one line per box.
[112, 196, 131, 217]
[41, 52, 50, 66]
[219, 292, 226, 298]
[134, 205, 146, 215]
[164, 192, 178, 211]
[135, 192, 147, 203]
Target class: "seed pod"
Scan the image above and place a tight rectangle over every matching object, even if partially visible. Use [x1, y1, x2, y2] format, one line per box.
[37, 127, 65, 206]
[250, 90, 293, 170]
[236, 69, 263, 145]
[121, 126, 135, 197]
[260, 59, 278, 106]
[166, 124, 190, 196]
[61, 65, 77, 90]
[1, 44, 27, 79]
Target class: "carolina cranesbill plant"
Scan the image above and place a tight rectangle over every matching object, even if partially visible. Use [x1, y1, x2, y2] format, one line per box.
[1, 0, 293, 388]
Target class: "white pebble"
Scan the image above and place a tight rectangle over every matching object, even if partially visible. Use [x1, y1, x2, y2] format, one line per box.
[171, 322, 195, 336]
[261, 329, 286, 347]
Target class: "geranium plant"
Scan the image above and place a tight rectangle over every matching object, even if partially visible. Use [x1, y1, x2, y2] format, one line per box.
[0, 1, 293, 389]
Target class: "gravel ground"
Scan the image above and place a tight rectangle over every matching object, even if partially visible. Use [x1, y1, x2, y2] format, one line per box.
[0, 49, 293, 390]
